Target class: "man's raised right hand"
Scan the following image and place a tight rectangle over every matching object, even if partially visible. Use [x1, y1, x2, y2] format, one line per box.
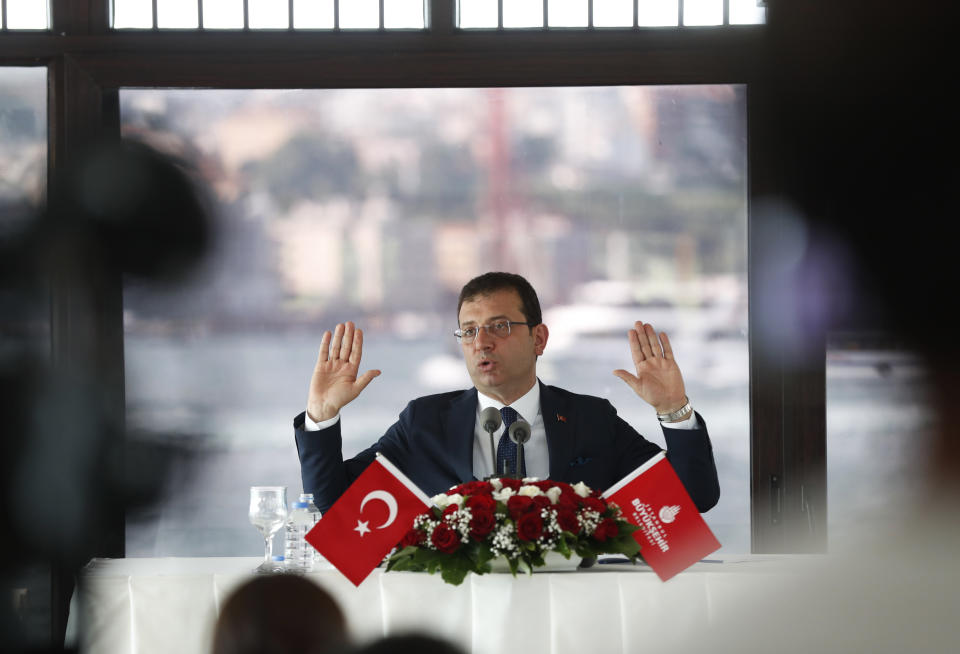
[306, 321, 381, 423]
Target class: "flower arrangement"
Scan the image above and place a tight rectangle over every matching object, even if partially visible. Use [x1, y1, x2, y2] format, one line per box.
[386, 477, 641, 585]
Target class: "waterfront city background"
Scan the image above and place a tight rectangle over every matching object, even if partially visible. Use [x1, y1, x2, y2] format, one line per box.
[1, 75, 934, 559]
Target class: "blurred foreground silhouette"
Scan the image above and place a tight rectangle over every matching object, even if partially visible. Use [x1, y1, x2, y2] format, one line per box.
[212, 575, 348, 654]
[1, 140, 213, 652]
[666, 2, 959, 652]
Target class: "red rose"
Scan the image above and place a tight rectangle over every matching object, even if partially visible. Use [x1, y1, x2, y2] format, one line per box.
[454, 481, 493, 496]
[400, 528, 424, 548]
[592, 518, 619, 542]
[582, 497, 606, 514]
[465, 494, 496, 513]
[516, 513, 544, 541]
[507, 495, 535, 519]
[532, 495, 551, 511]
[431, 523, 460, 553]
[468, 509, 496, 540]
[442, 504, 460, 518]
[500, 478, 523, 491]
[556, 507, 579, 534]
[533, 480, 556, 492]
[557, 492, 580, 510]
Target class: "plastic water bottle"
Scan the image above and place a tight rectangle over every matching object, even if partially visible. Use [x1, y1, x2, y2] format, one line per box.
[283, 501, 313, 573]
[299, 493, 323, 568]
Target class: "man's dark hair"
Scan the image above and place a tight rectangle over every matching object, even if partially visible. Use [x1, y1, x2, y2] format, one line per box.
[212, 575, 347, 654]
[457, 272, 542, 327]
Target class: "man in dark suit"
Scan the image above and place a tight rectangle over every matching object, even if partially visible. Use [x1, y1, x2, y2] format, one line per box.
[296, 272, 719, 514]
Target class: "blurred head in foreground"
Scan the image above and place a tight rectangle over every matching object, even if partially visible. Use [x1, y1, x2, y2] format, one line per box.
[352, 633, 465, 654]
[212, 575, 348, 654]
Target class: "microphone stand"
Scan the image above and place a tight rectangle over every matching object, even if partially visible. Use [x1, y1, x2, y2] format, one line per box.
[481, 427, 501, 481]
[488, 430, 497, 479]
[479, 406, 502, 481]
[508, 419, 531, 480]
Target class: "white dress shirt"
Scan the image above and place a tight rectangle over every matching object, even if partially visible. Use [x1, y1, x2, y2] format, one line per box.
[472, 382, 547, 479]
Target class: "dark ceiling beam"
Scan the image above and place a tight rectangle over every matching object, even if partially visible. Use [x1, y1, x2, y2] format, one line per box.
[1, 27, 763, 87]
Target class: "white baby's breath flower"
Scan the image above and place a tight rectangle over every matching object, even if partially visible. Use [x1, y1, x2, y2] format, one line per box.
[431, 493, 450, 508]
[545, 486, 563, 504]
[572, 482, 592, 498]
[578, 510, 601, 536]
[518, 485, 543, 498]
[492, 487, 516, 502]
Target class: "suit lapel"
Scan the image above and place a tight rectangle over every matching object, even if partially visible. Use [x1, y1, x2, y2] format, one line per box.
[540, 381, 576, 481]
[443, 388, 479, 483]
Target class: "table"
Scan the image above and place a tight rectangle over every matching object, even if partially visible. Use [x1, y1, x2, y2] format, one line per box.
[73, 555, 801, 654]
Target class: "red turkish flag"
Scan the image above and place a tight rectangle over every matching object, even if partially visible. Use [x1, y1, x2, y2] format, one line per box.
[305, 454, 432, 586]
[603, 452, 721, 581]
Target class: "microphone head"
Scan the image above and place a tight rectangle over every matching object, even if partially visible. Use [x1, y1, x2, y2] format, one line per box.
[508, 419, 531, 445]
[479, 406, 502, 434]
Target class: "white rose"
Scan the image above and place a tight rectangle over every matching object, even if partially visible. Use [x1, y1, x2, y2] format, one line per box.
[518, 485, 543, 498]
[573, 482, 592, 498]
[431, 493, 450, 508]
[546, 487, 563, 504]
[493, 487, 516, 502]
[521, 476, 540, 483]
[446, 493, 464, 507]
[489, 478, 503, 492]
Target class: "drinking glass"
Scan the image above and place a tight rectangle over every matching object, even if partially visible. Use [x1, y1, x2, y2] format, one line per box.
[248, 486, 288, 573]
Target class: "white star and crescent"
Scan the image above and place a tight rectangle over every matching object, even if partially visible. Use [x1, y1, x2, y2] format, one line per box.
[353, 490, 399, 538]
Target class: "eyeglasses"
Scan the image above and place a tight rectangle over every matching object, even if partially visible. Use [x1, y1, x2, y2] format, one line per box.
[454, 320, 530, 344]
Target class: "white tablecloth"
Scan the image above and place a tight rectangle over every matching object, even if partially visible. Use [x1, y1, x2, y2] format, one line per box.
[73, 555, 801, 654]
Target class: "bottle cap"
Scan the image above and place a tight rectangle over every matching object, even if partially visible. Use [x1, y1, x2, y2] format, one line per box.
[293, 501, 309, 509]
[299, 493, 314, 501]
[272, 555, 284, 561]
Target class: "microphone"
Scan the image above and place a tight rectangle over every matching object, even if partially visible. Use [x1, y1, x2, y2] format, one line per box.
[508, 419, 531, 445]
[479, 406, 502, 476]
[508, 419, 531, 479]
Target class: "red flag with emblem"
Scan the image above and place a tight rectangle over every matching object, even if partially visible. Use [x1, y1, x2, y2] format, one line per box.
[306, 454, 432, 586]
[603, 452, 720, 581]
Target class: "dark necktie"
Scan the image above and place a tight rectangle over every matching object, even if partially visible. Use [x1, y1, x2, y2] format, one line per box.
[495, 406, 526, 478]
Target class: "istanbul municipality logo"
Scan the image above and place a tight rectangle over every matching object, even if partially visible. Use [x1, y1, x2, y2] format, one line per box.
[659, 505, 681, 524]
